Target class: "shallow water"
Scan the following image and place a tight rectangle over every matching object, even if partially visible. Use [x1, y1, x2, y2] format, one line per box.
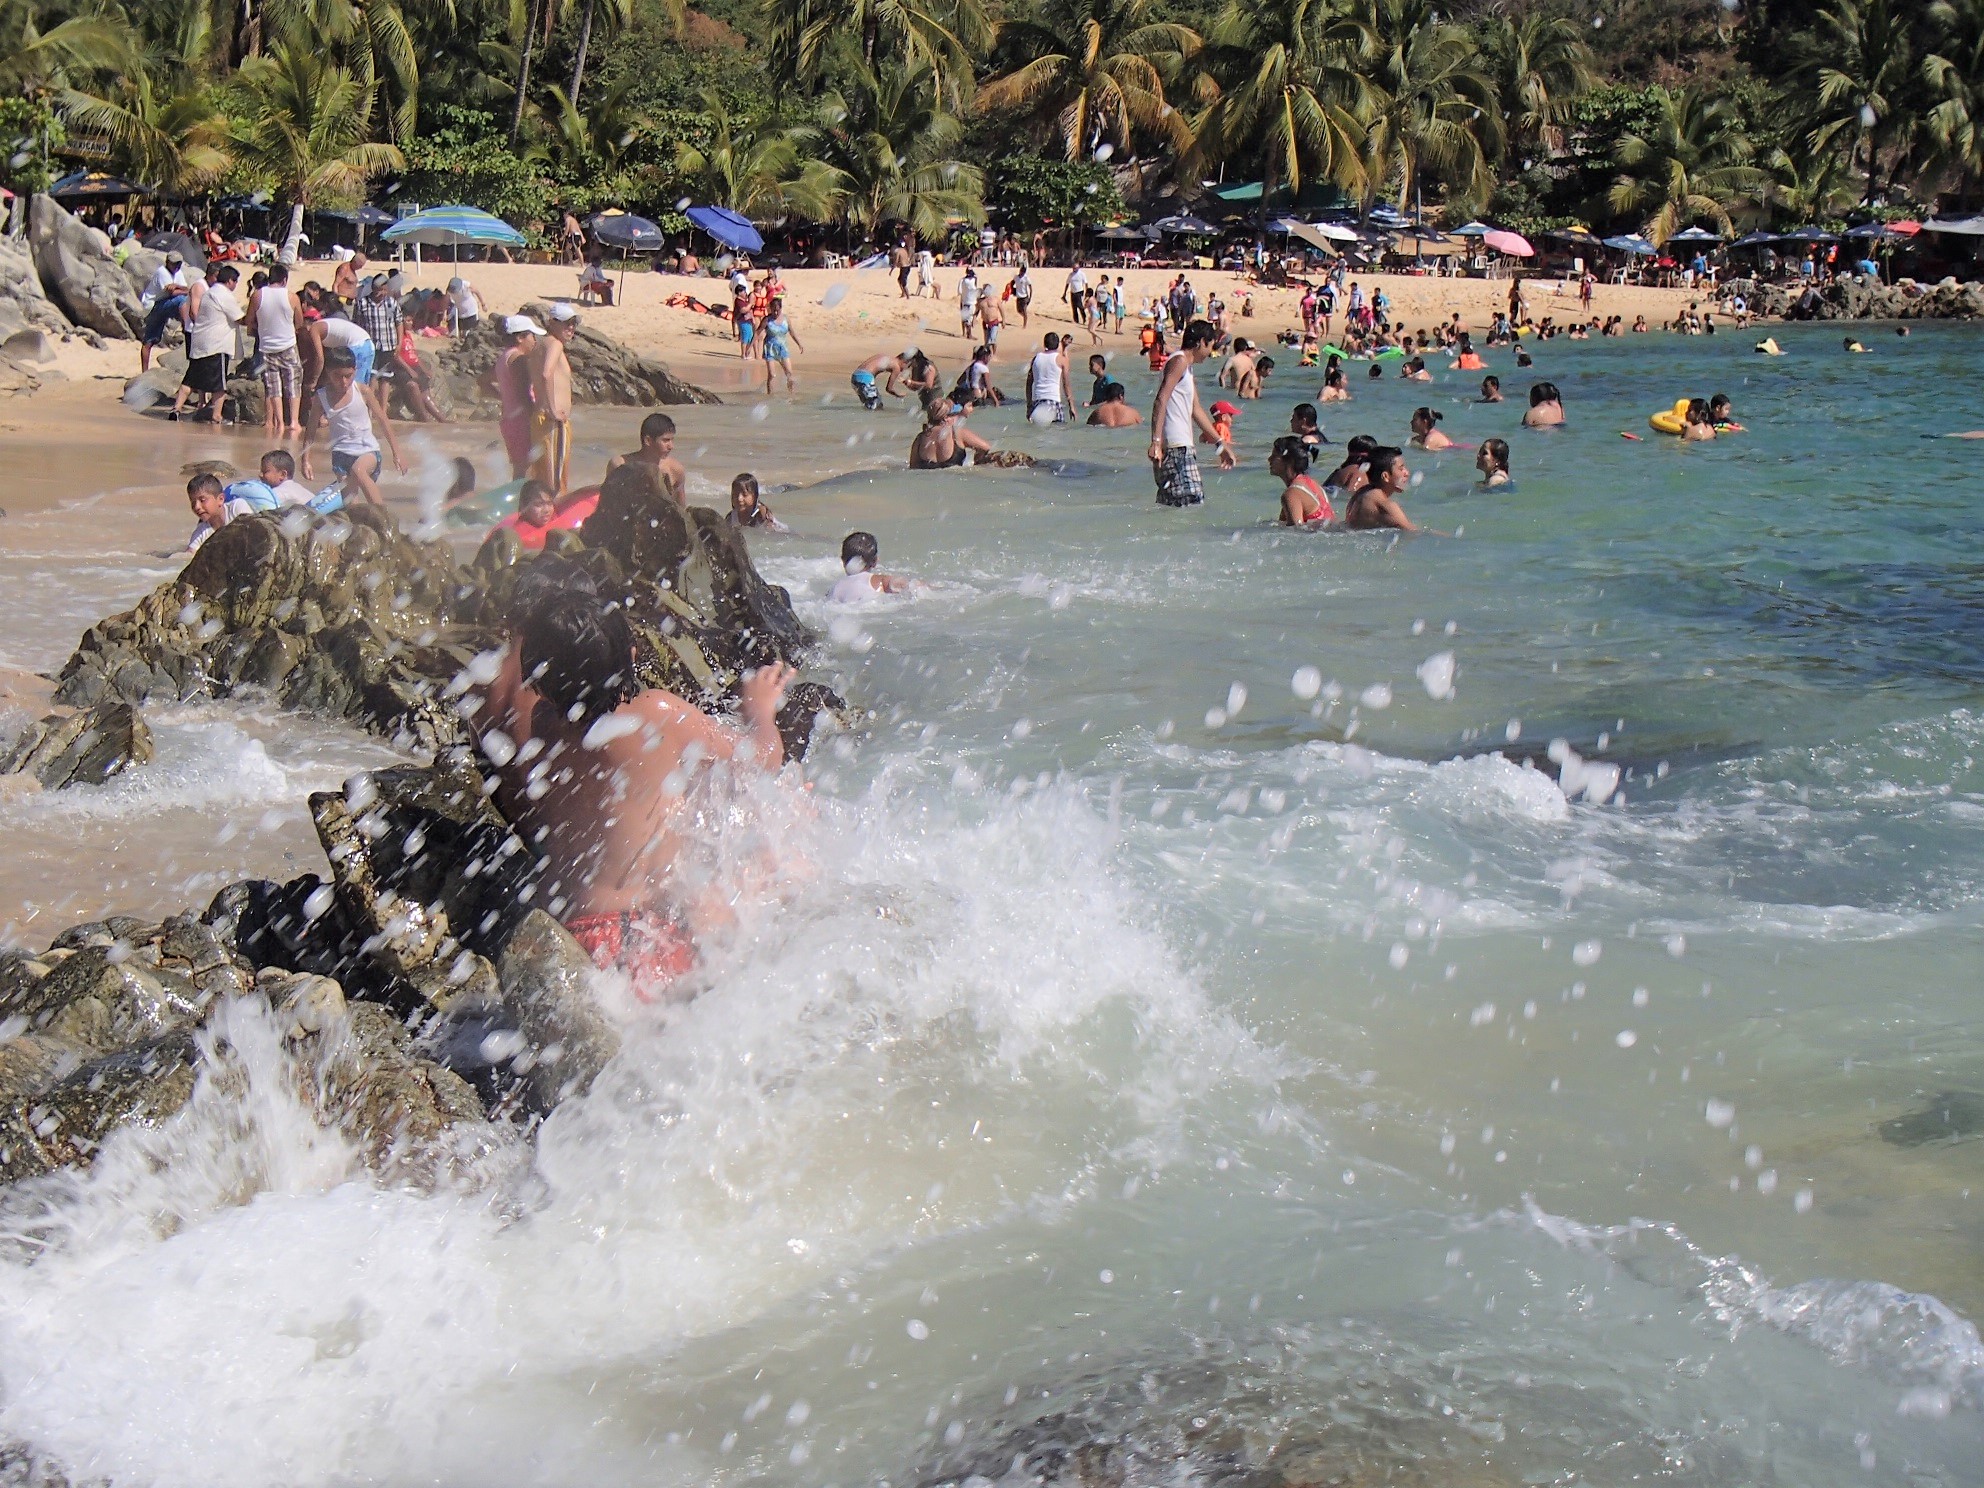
[1, 322, 1982, 1485]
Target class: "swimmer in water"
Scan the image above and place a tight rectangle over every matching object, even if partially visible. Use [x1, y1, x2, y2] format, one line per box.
[1320, 361, 1351, 402]
[1086, 381, 1143, 427]
[1344, 446, 1427, 532]
[1272, 435, 1332, 526]
[1479, 374, 1503, 403]
[1514, 344, 1534, 368]
[1452, 333, 1485, 371]
[1476, 437, 1511, 488]
[1289, 402, 1328, 459]
[1707, 393, 1742, 431]
[606, 412, 688, 506]
[468, 569, 796, 989]
[830, 530, 914, 600]
[1321, 433, 1377, 507]
[1401, 355, 1433, 382]
[909, 392, 994, 468]
[1410, 406, 1453, 450]
[728, 472, 789, 532]
[1522, 381, 1564, 428]
[1681, 398, 1717, 441]
[1844, 336, 1868, 353]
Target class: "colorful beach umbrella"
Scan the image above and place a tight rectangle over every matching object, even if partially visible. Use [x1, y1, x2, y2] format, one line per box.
[1449, 221, 1492, 237]
[381, 205, 528, 247]
[685, 205, 764, 253]
[1482, 229, 1533, 257]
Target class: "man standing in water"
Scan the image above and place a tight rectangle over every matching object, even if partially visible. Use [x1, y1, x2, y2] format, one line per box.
[1148, 318, 1235, 507]
[483, 315, 541, 480]
[470, 565, 796, 987]
[532, 303, 578, 493]
[1026, 333, 1071, 423]
[606, 412, 688, 505]
[1344, 446, 1427, 532]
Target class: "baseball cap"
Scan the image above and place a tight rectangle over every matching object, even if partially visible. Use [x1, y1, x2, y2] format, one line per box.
[546, 302, 580, 323]
[1211, 400, 1240, 417]
[164, 250, 183, 265]
[503, 314, 546, 335]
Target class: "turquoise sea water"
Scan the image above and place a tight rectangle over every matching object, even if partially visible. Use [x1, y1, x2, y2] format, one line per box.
[0, 322, 1980, 1485]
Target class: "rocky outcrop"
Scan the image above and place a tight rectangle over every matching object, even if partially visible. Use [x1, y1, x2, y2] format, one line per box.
[0, 234, 71, 342]
[1727, 275, 1984, 321]
[53, 471, 840, 769]
[430, 301, 721, 415]
[1, 701, 153, 788]
[27, 194, 143, 340]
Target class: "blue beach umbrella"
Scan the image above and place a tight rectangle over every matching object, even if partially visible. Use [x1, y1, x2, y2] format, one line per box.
[1603, 234, 1656, 255]
[1449, 221, 1492, 237]
[686, 205, 765, 254]
[1728, 231, 1778, 248]
[1777, 226, 1839, 244]
[381, 205, 528, 252]
[1667, 226, 1723, 243]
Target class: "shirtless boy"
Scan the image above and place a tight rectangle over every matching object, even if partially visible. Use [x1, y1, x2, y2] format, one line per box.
[606, 412, 688, 504]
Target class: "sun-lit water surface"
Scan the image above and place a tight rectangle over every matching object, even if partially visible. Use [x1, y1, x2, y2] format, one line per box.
[0, 321, 1980, 1486]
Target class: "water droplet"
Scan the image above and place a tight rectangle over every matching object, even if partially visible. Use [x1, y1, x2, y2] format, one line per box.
[1093, 142, 1114, 162]
[1291, 665, 1322, 700]
[906, 1318, 930, 1340]
[1359, 683, 1392, 710]
[1415, 651, 1456, 700]
[1225, 682, 1247, 716]
[822, 283, 849, 309]
[1615, 1030, 1637, 1048]
[1572, 939, 1602, 966]
[1705, 1099, 1736, 1129]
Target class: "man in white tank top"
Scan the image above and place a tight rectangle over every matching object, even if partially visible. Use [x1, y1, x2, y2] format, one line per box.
[1148, 318, 1234, 507]
[1026, 332, 1070, 423]
[250, 263, 305, 436]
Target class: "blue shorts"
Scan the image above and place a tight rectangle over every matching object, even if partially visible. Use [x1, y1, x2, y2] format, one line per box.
[143, 294, 186, 347]
[351, 340, 375, 384]
[331, 448, 379, 479]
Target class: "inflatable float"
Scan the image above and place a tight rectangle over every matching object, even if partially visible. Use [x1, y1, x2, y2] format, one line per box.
[1648, 398, 1689, 435]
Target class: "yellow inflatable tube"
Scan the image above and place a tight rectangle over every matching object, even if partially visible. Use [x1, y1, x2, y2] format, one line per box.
[1648, 397, 1689, 435]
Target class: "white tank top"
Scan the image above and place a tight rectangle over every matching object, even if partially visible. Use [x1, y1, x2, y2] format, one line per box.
[1029, 350, 1063, 402]
[317, 385, 378, 454]
[1161, 356, 1196, 446]
[318, 316, 371, 349]
[256, 287, 296, 352]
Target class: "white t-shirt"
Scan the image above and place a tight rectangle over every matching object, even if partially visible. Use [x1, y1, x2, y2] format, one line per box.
[318, 316, 372, 350]
[1161, 356, 1196, 446]
[270, 478, 316, 506]
[958, 277, 980, 314]
[142, 264, 187, 310]
[188, 283, 243, 360]
[830, 572, 883, 604]
[448, 279, 479, 316]
[187, 500, 259, 551]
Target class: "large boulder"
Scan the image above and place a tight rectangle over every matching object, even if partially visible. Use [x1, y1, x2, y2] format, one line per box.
[429, 302, 720, 417]
[0, 233, 71, 342]
[27, 194, 143, 339]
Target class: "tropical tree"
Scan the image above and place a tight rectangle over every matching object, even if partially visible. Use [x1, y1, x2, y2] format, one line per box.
[1606, 84, 1762, 243]
[1923, 0, 1984, 208]
[524, 74, 654, 192]
[57, 71, 234, 195]
[251, 0, 422, 142]
[1480, 9, 1595, 165]
[226, 44, 405, 261]
[1793, 0, 1928, 206]
[807, 60, 982, 242]
[976, 0, 1197, 162]
[1356, 0, 1502, 215]
[0, 0, 137, 101]
[762, 0, 988, 105]
[671, 89, 841, 220]
[1190, 0, 1370, 229]
[1757, 141, 1859, 226]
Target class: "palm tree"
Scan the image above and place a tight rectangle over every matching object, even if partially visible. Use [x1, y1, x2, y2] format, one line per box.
[1191, 0, 1369, 230]
[261, 0, 421, 142]
[58, 72, 234, 195]
[1795, 0, 1928, 206]
[227, 44, 404, 262]
[1606, 85, 1762, 244]
[763, 0, 988, 105]
[0, 0, 138, 100]
[976, 0, 1197, 161]
[808, 59, 982, 242]
[1757, 141, 1859, 226]
[524, 74, 653, 183]
[1356, 0, 1501, 217]
[1924, 0, 1984, 209]
[567, 0, 679, 102]
[672, 89, 842, 221]
[1479, 9, 1595, 164]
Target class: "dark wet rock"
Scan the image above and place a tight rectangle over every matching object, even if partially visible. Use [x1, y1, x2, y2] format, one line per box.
[429, 301, 720, 418]
[496, 910, 620, 1112]
[0, 1031, 199, 1182]
[26, 194, 142, 340]
[1727, 275, 1984, 323]
[0, 700, 152, 788]
[1878, 1090, 1984, 1147]
[308, 754, 541, 1007]
[304, 1000, 488, 1171]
